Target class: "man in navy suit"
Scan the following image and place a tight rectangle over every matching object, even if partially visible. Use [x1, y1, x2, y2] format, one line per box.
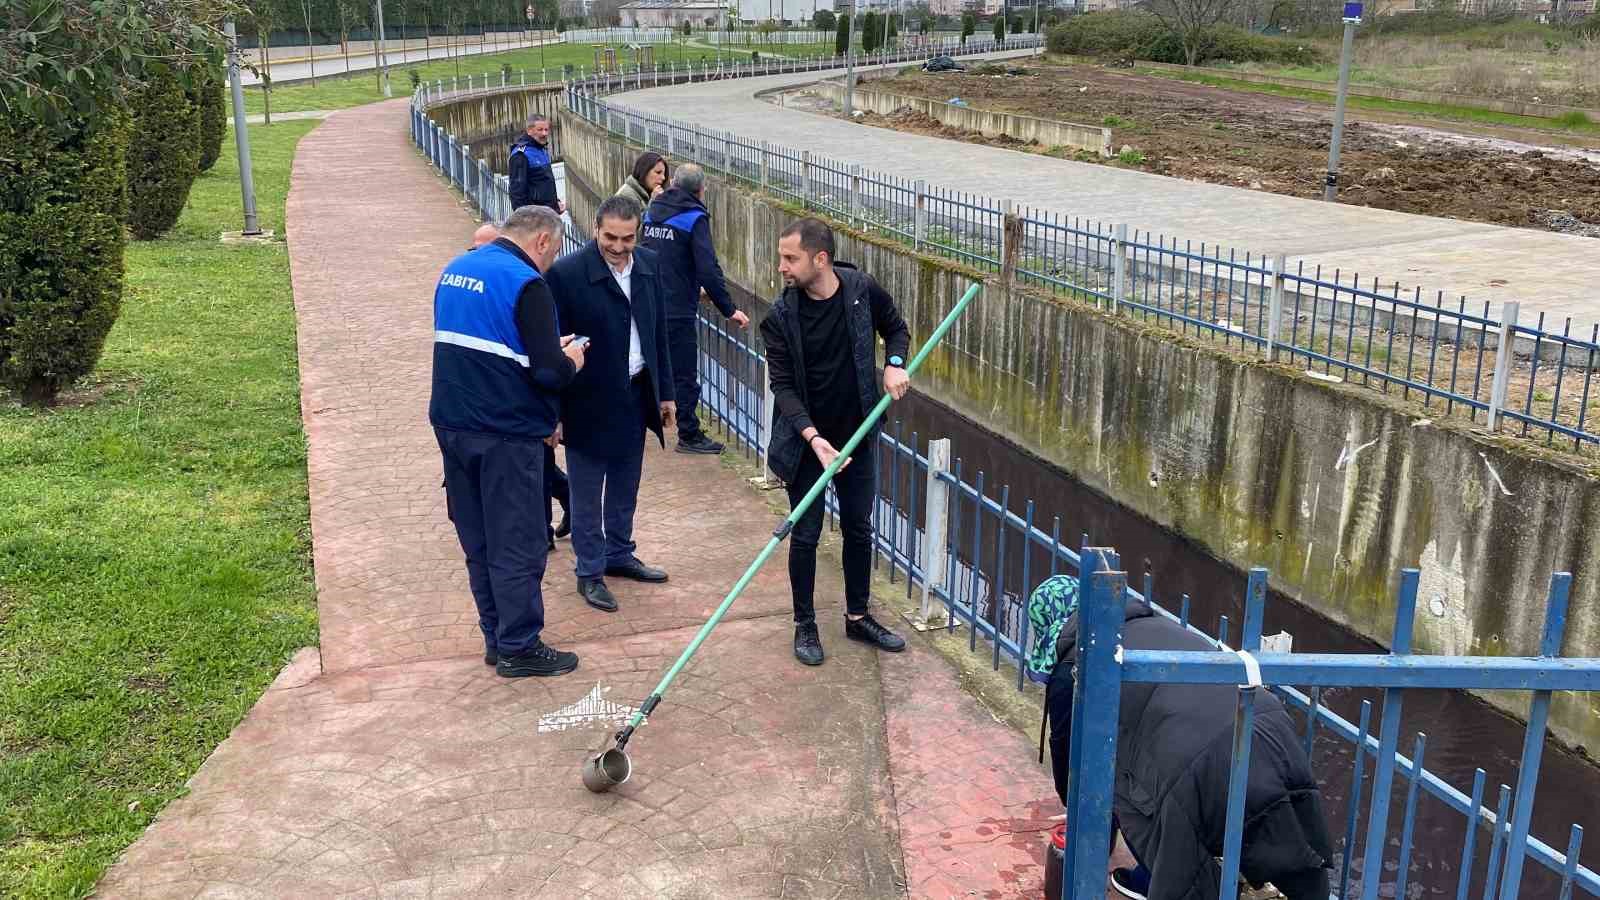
[545, 195, 675, 613]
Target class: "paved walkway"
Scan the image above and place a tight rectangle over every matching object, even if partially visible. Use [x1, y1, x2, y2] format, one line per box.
[95, 98, 1065, 899]
[618, 69, 1600, 335]
[243, 37, 560, 86]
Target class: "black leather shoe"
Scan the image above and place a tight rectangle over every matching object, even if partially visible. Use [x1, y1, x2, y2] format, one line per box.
[675, 433, 724, 455]
[605, 557, 668, 583]
[495, 641, 579, 678]
[845, 614, 906, 652]
[579, 576, 618, 612]
[484, 649, 498, 666]
[794, 623, 824, 666]
[554, 510, 571, 539]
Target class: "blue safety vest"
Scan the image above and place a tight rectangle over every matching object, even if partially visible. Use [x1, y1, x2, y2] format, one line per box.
[428, 241, 560, 439]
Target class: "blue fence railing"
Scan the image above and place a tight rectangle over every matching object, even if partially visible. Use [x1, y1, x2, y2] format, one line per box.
[408, 56, 1600, 900]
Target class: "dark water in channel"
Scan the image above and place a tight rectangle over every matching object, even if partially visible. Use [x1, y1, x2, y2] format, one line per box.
[719, 287, 1597, 897]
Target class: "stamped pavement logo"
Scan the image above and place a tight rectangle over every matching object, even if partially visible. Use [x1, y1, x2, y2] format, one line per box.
[538, 683, 637, 733]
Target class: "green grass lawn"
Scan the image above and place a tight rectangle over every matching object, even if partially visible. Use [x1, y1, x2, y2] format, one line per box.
[0, 121, 320, 898]
[238, 38, 841, 116]
[1146, 67, 1600, 136]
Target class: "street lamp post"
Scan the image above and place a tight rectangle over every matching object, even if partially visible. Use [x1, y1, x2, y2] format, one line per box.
[1324, 1, 1361, 202]
[224, 19, 262, 236]
[373, 0, 393, 97]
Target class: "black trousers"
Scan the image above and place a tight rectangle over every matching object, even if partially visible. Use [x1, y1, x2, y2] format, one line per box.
[437, 428, 548, 656]
[783, 444, 878, 626]
[543, 443, 569, 540]
[665, 316, 703, 439]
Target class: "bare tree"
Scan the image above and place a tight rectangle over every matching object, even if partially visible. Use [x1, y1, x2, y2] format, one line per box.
[1143, 0, 1240, 66]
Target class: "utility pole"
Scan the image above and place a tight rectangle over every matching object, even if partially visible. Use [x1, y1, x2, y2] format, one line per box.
[1324, 1, 1361, 202]
[374, 0, 393, 98]
[224, 20, 262, 236]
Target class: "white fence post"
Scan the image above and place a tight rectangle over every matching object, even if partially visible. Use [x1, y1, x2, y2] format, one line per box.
[850, 164, 862, 225]
[914, 180, 928, 249]
[1267, 254, 1286, 362]
[1487, 300, 1521, 431]
[911, 437, 953, 630]
[1111, 223, 1128, 314]
[760, 141, 770, 193]
[801, 150, 813, 209]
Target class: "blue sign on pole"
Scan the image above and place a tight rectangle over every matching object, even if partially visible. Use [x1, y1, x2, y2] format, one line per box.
[1343, 1, 1363, 20]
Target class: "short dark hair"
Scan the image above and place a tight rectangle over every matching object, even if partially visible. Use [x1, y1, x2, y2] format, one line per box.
[596, 195, 642, 227]
[780, 217, 834, 260]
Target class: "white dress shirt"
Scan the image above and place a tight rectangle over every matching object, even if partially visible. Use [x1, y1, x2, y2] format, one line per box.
[609, 256, 646, 379]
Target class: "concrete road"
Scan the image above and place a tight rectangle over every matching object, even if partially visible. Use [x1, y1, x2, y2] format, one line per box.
[617, 66, 1600, 335]
[241, 37, 557, 87]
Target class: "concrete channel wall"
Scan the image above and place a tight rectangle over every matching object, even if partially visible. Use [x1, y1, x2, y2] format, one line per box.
[421, 86, 1600, 751]
[806, 79, 1114, 158]
[425, 85, 566, 175]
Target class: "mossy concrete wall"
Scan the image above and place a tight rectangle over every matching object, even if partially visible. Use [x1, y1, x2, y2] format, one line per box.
[557, 108, 1600, 753]
[422, 85, 565, 176]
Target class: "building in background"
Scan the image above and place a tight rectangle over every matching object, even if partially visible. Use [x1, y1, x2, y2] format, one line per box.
[619, 0, 728, 25]
[736, 0, 825, 21]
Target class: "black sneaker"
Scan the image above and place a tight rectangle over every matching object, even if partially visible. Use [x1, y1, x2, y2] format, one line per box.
[495, 641, 579, 678]
[676, 433, 724, 455]
[845, 614, 906, 652]
[1109, 866, 1149, 900]
[554, 509, 571, 539]
[794, 623, 824, 666]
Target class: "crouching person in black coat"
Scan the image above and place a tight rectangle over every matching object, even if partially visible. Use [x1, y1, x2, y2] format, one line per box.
[1046, 591, 1334, 900]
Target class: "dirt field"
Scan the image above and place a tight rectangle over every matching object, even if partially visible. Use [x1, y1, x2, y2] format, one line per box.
[835, 61, 1600, 238]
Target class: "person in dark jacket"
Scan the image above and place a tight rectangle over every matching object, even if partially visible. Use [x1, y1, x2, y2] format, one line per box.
[430, 205, 587, 678]
[1046, 591, 1334, 900]
[544, 195, 675, 614]
[508, 114, 564, 215]
[642, 163, 749, 456]
[761, 217, 911, 666]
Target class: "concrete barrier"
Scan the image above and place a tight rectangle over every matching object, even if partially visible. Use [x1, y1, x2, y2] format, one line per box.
[555, 105, 1600, 753]
[808, 78, 1114, 158]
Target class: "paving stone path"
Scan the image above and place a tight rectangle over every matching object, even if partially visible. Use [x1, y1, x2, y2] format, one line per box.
[96, 99, 1068, 899]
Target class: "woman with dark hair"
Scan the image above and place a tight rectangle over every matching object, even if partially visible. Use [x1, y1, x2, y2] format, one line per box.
[615, 151, 668, 209]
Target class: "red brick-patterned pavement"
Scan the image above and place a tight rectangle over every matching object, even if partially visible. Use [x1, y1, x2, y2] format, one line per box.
[95, 99, 1072, 899]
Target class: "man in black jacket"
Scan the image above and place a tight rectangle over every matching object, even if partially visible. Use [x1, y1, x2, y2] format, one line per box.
[545, 196, 674, 614]
[508, 114, 564, 215]
[1046, 592, 1334, 900]
[642, 163, 749, 455]
[761, 217, 911, 666]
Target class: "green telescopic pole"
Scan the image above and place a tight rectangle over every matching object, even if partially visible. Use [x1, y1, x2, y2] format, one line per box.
[613, 281, 982, 749]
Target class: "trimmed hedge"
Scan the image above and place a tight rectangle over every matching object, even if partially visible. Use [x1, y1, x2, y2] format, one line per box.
[1046, 11, 1324, 67]
[127, 65, 201, 241]
[193, 63, 227, 173]
[0, 110, 130, 405]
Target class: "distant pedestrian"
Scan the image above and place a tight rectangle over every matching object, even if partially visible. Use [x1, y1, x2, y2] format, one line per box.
[615, 151, 669, 209]
[642, 163, 749, 456]
[760, 217, 911, 666]
[509, 114, 565, 215]
[430, 205, 586, 678]
[545, 196, 675, 614]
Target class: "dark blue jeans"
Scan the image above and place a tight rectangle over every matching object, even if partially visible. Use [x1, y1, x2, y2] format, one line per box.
[436, 428, 549, 657]
[565, 378, 647, 579]
[665, 316, 703, 440]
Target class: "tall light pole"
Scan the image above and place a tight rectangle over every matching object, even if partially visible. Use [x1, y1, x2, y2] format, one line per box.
[224, 19, 262, 236]
[373, 0, 393, 98]
[1324, 1, 1361, 202]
